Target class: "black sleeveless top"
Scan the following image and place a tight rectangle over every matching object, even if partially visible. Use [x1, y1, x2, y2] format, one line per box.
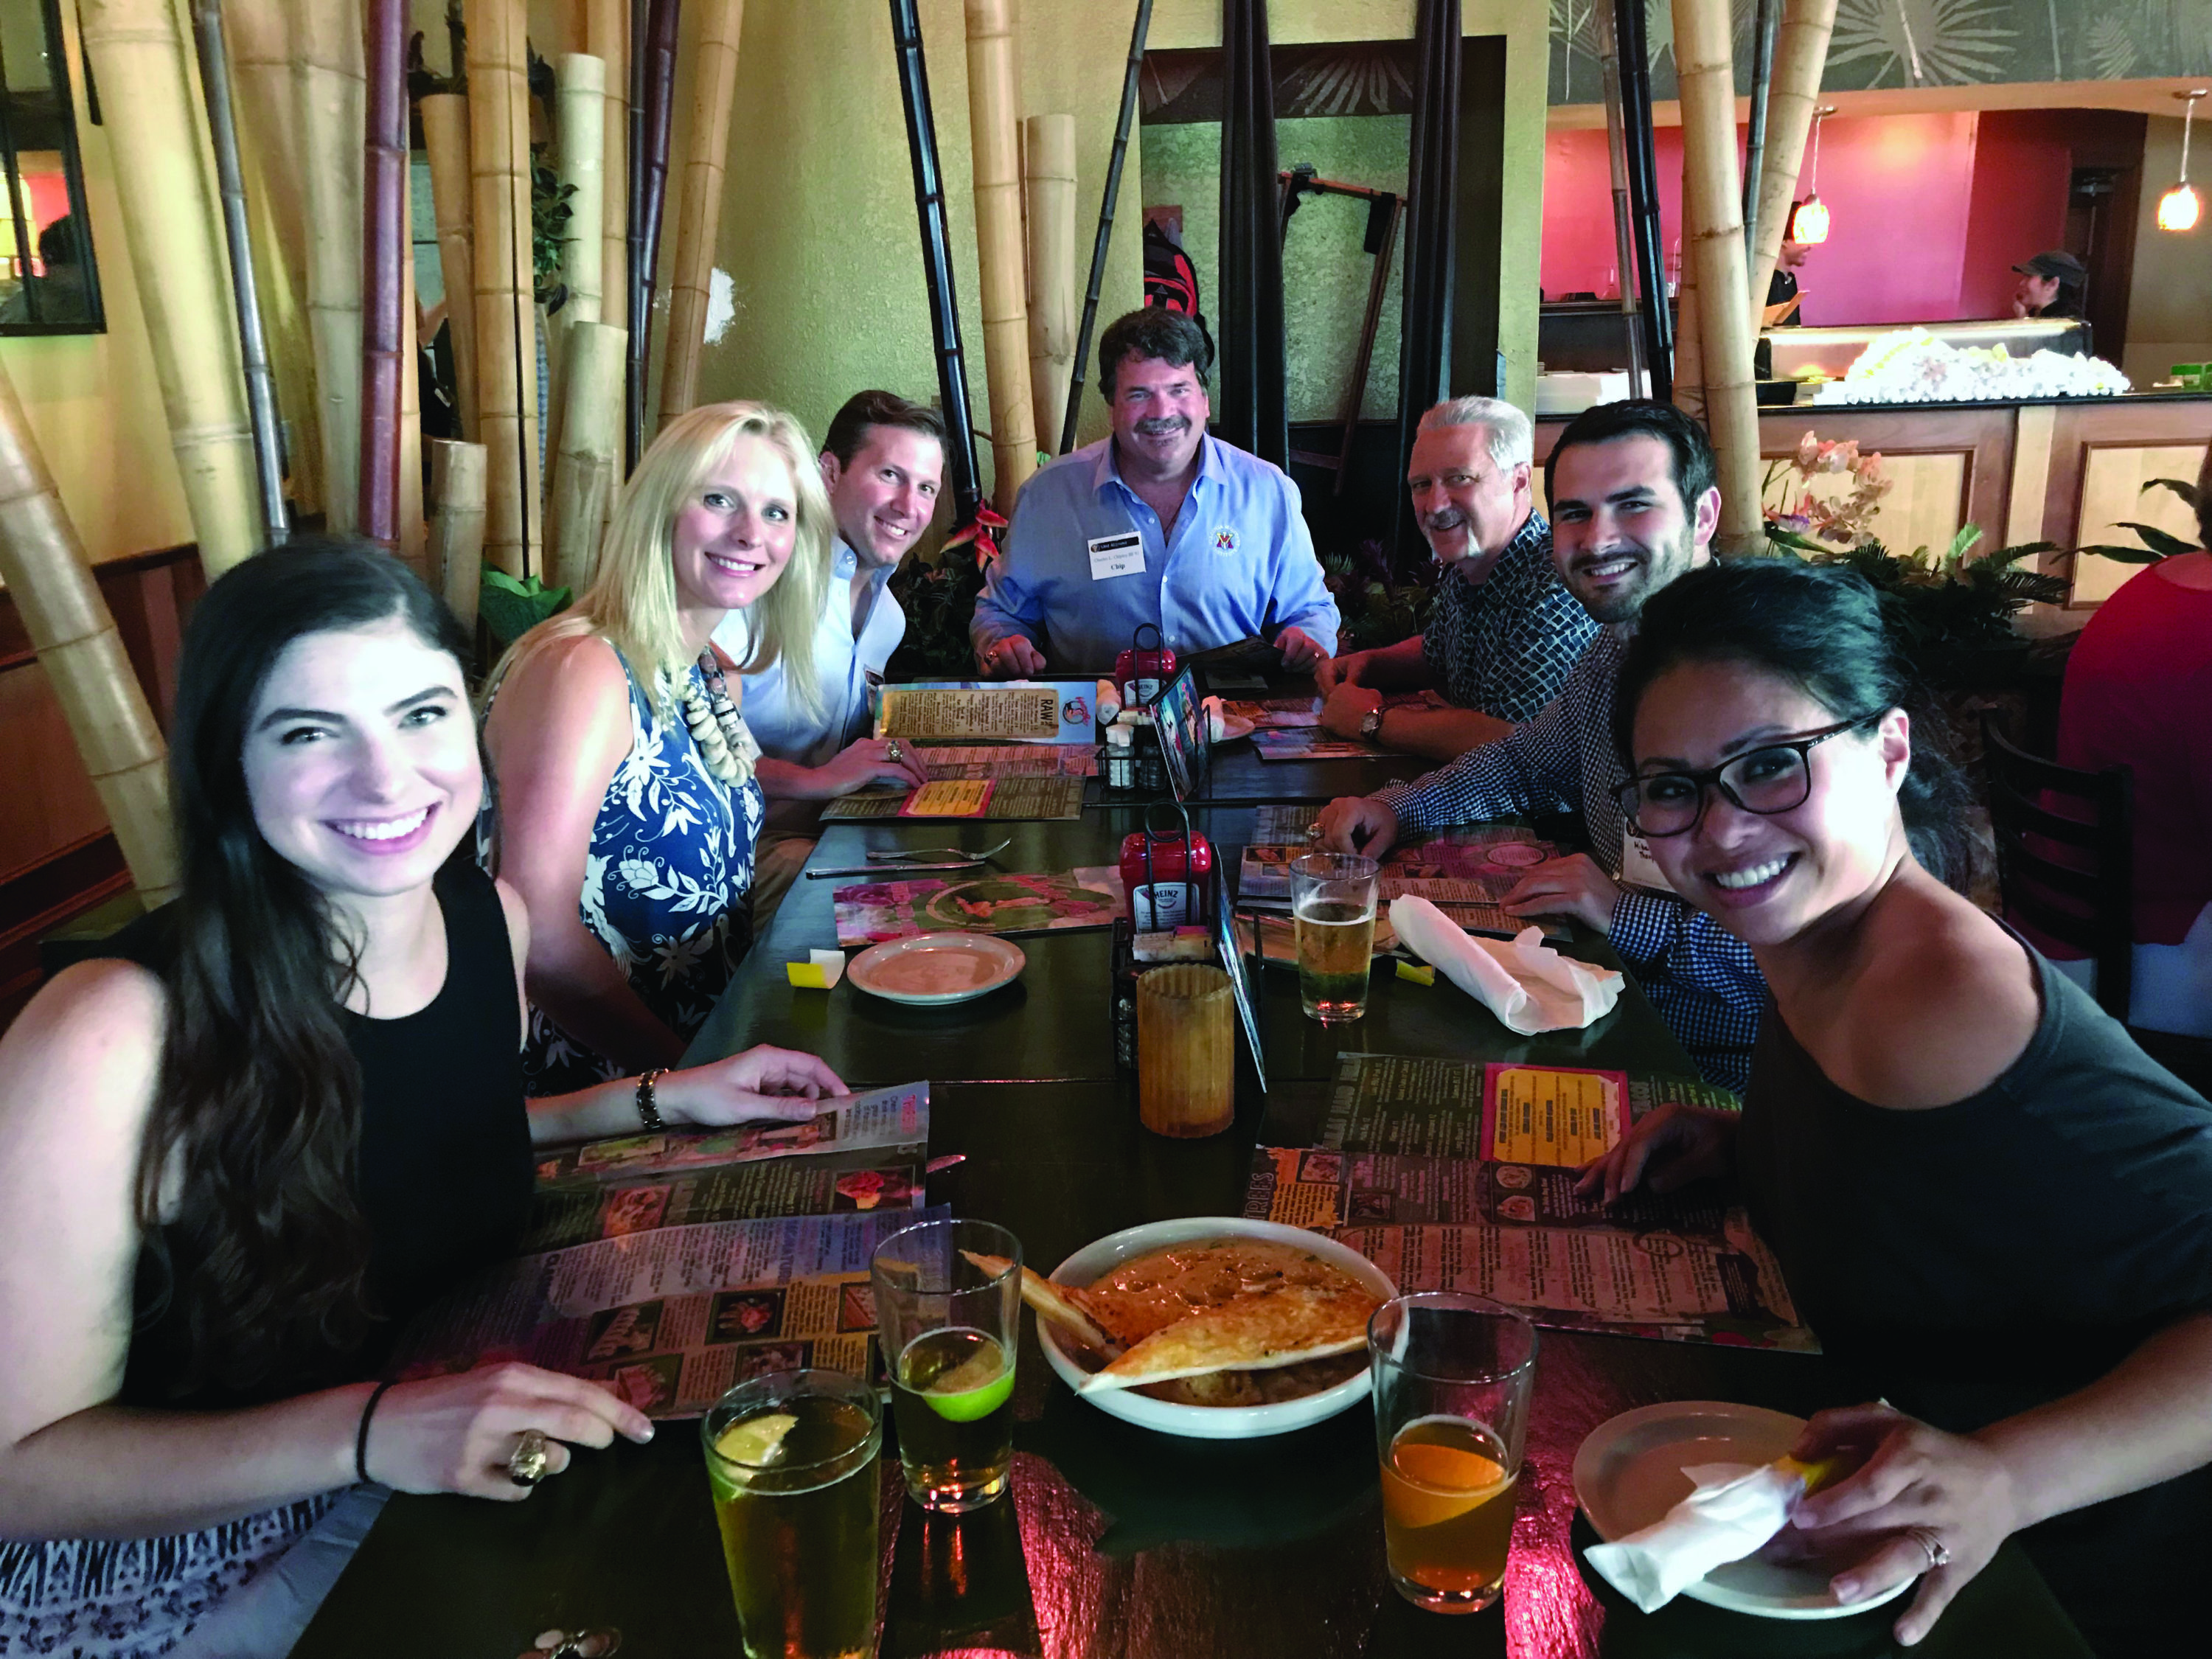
[117, 861, 534, 1408]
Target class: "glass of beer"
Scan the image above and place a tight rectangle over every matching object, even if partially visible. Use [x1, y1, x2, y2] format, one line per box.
[701, 1368, 883, 1659]
[1368, 1292, 1539, 1614]
[1290, 852, 1380, 1022]
[870, 1217, 1020, 1513]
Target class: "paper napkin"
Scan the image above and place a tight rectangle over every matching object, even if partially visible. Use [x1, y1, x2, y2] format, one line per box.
[785, 950, 846, 990]
[1388, 896, 1622, 1033]
[1584, 1461, 1802, 1612]
[1204, 695, 1255, 744]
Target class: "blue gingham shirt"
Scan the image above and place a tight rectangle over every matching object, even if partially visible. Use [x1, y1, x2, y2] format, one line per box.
[1421, 512, 1599, 722]
[1372, 627, 1764, 1094]
[971, 434, 1340, 672]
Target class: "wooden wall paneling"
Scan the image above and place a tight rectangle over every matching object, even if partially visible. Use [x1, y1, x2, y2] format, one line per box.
[2042, 400, 2212, 608]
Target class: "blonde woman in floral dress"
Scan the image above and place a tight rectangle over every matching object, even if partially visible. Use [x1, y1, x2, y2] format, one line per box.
[485, 403, 828, 1093]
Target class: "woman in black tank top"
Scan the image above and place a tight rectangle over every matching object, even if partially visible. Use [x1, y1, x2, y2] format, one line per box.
[1580, 560, 2212, 1658]
[0, 543, 849, 1658]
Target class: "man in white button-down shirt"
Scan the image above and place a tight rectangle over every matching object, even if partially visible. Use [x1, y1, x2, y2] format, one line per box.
[712, 390, 946, 922]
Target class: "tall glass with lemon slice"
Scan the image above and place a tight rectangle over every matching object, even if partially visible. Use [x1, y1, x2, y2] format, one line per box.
[701, 1369, 882, 1658]
[1368, 1292, 1539, 1613]
[870, 1218, 1021, 1513]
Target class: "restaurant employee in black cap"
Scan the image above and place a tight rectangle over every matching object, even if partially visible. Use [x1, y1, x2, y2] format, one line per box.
[2012, 249, 2087, 319]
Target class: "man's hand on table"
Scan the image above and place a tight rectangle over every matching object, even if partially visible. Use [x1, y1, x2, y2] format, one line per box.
[1315, 795, 1400, 857]
[976, 635, 1048, 678]
[1273, 626, 1327, 673]
[1320, 683, 1385, 740]
[1313, 649, 1374, 695]
[1501, 852, 1620, 935]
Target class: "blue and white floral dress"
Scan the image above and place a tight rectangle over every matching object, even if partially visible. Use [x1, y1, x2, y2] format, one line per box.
[506, 641, 763, 1095]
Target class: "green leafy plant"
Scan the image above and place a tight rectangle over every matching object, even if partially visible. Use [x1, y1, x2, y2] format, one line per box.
[1764, 521, 2066, 653]
[887, 545, 990, 678]
[530, 162, 574, 310]
[2076, 478, 2205, 565]
[479, 570, 572, 648]
[1322, 538, 1438, 653]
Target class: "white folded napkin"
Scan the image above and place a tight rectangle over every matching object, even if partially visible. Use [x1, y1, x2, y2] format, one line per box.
[1388, 896, 1623, 1033]
[1203, 695, 1255, 743]
[1584, 1461, 1806, 1613]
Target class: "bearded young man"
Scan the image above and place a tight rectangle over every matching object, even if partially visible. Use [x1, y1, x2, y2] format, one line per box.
[1315, 396, 1596, 761]
[1315, 400, 1765, 1093]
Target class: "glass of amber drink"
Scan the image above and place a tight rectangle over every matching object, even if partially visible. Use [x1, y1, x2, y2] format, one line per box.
[871, 1218, 1021, 1513]
[702, 1369, 882, 1659]
[1290, 852, 1379, 1022]
[1368, 1293, 1539, 1613]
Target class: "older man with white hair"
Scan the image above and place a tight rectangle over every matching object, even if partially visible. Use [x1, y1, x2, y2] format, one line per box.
[1315, 396, 1596, 762]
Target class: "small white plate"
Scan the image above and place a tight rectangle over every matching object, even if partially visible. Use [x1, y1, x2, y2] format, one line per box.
[845, 933, 1026, 1005]
[1572, 1400, 1910, 1621]
[1037, 1217, 1394, 1441]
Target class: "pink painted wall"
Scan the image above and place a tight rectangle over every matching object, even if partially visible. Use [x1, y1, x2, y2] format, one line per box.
[1542, 112, 2068, 328]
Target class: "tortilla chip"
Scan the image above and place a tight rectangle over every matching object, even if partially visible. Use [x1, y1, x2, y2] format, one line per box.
[1079, 1286, 1379, 1394]
[963, 1251, 1118, 1355]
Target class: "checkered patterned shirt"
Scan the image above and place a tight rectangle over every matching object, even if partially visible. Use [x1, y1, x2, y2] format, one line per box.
[1420, 512, 1599, 722]
[1372, 627, 1765, 1094]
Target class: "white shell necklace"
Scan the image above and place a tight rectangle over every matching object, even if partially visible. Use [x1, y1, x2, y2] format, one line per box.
[675, 649, 759, 789]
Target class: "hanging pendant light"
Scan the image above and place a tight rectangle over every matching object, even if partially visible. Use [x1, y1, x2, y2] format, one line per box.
[1787, 106, 1835, 245]
[2158, 90, 2207, 234]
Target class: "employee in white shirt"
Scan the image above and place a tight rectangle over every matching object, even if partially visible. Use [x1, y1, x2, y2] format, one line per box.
[713, 390, 945, 922]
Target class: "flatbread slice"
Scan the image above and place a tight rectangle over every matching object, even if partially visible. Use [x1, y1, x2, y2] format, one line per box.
[963, 1251, 1119, 1355]
[1079, 1286, 1379, 1394]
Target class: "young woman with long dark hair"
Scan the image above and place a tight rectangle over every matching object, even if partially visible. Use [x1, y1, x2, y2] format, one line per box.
[0, 542, 846, 1657]
[1582, 559, 2212, 1655]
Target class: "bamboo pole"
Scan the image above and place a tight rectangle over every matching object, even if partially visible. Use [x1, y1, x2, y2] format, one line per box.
[1673, 254, 1705, 420]
[1593, 0, 1646, 396]
[0, 359, 178, 904]
[588, 0, 629, 386]
[627, 0, 678, 470]
[77, 0, 261, 579]
[468, 0, 542, 579]
[658, 0, 740, 422]
[1062, 0, 1152, 454]
[1747, 0, 1837, 339]
[548, 321, 626, 594]
[961, 0, 1034, 514]
[360, 0, 408, 548]
[430, 438, 488, 628]
[421, 94, 480, 442]
[292, 0, 365, 536]
[1671, 0, 1764, 555]
[1023, 113, 1077, 467]
[400, 170, 427, 579]
[557, 54, 608, 330]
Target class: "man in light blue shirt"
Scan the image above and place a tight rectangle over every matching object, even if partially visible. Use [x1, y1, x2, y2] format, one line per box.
[970, 307, 1340, 676]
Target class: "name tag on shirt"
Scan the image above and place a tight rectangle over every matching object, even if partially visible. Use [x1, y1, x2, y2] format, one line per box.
[1618, 831, 1677, 895]
[1088, 532, 1144, 581]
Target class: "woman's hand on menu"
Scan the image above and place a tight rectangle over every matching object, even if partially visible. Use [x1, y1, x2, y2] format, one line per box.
[364, 1364, 655, 1499]
[1573, 1101, 1736, 1206]
[664, 1045, 849, 1127]
[810, 738, 932, 798]
[1781, 1403, 2022, 1645]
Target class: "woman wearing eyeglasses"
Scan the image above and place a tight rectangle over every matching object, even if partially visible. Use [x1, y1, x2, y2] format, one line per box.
[1581, 559, 2212, 1658]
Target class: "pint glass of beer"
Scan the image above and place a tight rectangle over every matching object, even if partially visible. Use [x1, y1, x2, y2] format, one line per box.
[1368, 1293, 1538, 1614]
[702, 1368, 882, 1658]
[1290, 852, 1380, 1022]
[871, 1218, 1021, 1513]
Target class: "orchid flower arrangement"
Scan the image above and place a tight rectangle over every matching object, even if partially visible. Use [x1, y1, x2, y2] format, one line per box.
[1764, 431, 1896, 549]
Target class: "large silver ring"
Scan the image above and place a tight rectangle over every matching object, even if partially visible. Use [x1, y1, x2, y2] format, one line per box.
[507, 1428, 552, 1487]
[886, 739, 903, 763]
[1905, 1526, 1950, 1571]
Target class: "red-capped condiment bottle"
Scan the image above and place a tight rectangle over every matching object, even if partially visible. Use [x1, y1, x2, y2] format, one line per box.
[1113, 622, 1177, 707]
[1119, 820, 1214, 931]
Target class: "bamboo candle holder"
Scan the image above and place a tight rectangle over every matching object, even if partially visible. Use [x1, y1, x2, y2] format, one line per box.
[1135, 964, 1236, 1138]
[549, 322, 626, 595]
[292, 0, 366, 537]
[0, 359, 179, 903]
[468, 0, 543, 579]
[422, 94, 480, 445]
[1747, 0, 1838, 344]
[658, 0, 744, 423]
[962, 0, 1036, 514]
[430, 438, 489, 630]
[77, 0, 263, 578]
[1023, 114, 1077, 465]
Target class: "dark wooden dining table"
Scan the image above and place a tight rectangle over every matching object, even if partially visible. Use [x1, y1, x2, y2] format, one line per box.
[296, 804, 2092, 1659]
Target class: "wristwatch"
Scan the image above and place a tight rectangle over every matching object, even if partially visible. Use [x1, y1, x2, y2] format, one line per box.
[1358, 706, 1385, 740]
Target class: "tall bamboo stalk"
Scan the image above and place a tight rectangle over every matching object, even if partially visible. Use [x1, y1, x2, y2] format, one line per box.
[627, 0, 678, 470]
[1671, 0, 1763, 554]
[360, 0, 408, 548]
[588, 0, 629, 393]
[468, 0, 541, 578]
[658, 0, 740, 422]
[1747, 0, 1837, 338]
[421, 94, 480, 442]
[292, 0, 365, 536]
[549, 321, 625, 594]
[1024, 113, 1077, 460]
[0, 358, 178, 904]
[557, 54, 608, 330]
[1674, 253, 1705, 420]
[400, 167, 426, 577]
[429, 438, 488, 627]
[1593, 0, 1646, 395]
[189, 0, 287, 543]
[961, 0, 1034, 513]
[1062, 0, 1152, 454]
[77, 0, 261, 579]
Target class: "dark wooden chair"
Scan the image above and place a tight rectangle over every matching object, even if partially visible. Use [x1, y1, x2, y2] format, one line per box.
[1980, 712, 2135, 1021]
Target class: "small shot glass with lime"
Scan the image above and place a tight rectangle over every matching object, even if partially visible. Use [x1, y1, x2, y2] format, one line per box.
[870, 1217, 1022, 1513]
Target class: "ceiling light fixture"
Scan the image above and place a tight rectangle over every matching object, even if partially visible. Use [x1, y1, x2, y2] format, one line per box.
[2158, 90, 2207, 234]
[1788, 107, 1837, 245]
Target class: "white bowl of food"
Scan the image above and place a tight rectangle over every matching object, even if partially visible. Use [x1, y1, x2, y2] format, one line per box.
[1025, 1217, 1395, 1440]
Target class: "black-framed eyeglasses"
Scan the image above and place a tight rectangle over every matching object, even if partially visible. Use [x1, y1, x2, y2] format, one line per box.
[1613, 714, 1882, 838]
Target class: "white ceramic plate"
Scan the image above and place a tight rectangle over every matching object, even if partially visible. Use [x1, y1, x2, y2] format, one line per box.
[845, 933, 1026, 1005]
[1037, 1217, 1394, 1441]
[1572, 1400, 1910, 1621]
